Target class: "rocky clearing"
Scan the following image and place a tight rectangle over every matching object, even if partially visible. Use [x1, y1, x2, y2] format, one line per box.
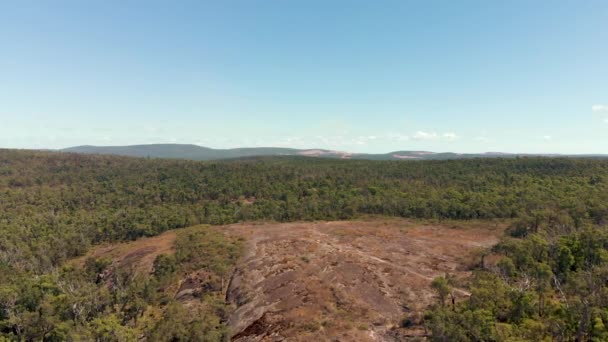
[72, 219, 503, 341]
[224, 219, 503, 341]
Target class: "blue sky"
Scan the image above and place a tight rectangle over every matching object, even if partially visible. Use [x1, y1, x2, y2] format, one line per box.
[1, 1, 607, 153]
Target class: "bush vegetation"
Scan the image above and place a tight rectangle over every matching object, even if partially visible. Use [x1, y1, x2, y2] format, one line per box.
[1, 149, 608, 340]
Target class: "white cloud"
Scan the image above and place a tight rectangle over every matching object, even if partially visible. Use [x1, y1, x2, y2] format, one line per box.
[413, 131, 439, 140]
[443, 132, 459, 141]
[143, 125, 161, 133]
[591, 105, 608, 125]
[413, 131, 460, 141]
[387, 133, 410, 142]
[543, 135, 552, 141]
[348, 135, 381, 145]
[592, 105, 608, 124]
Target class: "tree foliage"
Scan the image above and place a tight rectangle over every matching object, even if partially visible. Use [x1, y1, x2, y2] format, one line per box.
[1, 149, 608, 340]
[427, 227, 608, 341]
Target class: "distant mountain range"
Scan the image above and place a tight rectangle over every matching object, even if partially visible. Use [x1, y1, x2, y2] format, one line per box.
[60, 144, 608, 161]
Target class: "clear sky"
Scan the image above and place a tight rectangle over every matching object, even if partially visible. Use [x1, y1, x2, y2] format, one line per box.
[1, 1, 607, 154]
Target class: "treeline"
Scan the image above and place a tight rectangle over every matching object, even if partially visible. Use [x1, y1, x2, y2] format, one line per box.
[1, 149, 608, 340]
[1, 149, 607, 275]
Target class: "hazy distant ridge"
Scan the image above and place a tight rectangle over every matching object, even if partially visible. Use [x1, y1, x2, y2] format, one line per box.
[61, 144, 608, 161]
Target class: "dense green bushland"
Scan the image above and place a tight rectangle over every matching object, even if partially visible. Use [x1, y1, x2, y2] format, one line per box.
[0, 224, 242, 341]
[425, 226, 608, 341]
[2, 149, 607, 274]
[1, 149, 608, 340]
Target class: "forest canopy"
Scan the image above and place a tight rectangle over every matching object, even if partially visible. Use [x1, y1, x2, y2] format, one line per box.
[1, 149, 608, 273]
[1, 149, 608, 340]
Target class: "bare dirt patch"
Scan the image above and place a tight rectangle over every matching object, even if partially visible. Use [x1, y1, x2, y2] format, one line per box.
[224, 219, 504, 341]
[71, 230, 177, 274]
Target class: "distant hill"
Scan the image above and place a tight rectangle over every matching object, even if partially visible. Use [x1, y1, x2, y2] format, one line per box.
[62, 144, 306, 160]
[61, 144, 608, 161]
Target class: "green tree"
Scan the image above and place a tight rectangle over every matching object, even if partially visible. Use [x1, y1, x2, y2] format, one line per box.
[431, 277, 451, 308]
